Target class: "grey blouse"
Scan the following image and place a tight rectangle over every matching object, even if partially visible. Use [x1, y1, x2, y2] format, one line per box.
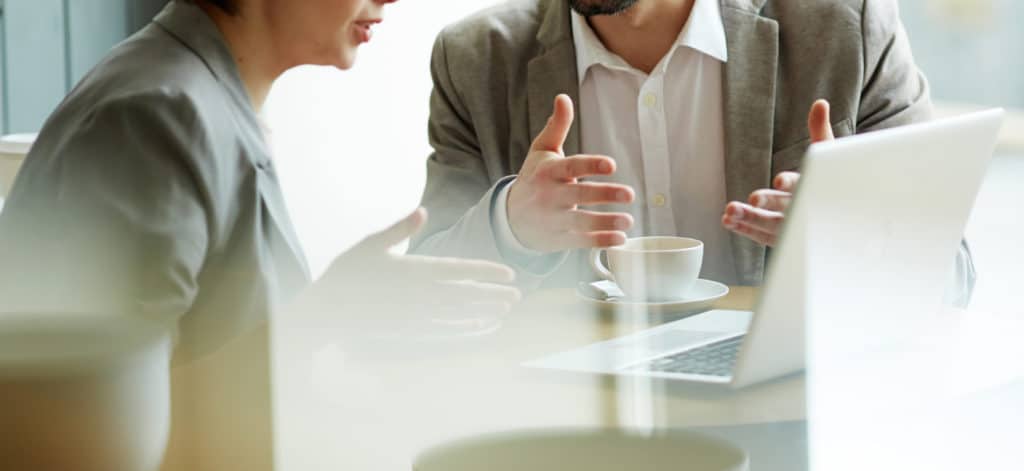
[0, 1, 310, 363]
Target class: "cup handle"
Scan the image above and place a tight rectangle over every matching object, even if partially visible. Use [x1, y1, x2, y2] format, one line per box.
[589, 248, 615, 282]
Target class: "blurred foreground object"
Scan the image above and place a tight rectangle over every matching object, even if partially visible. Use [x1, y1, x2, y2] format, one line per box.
[0, 313, 173, 471]
[414, 428, 748, 471]
[0, 133, 35, 198]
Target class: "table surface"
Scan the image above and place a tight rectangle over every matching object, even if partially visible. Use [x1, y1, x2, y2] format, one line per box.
[162, 284, 1024, 471]
[268, 286, 809, 471]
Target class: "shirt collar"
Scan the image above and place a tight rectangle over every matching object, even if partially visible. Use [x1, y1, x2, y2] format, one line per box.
[570, 0, 728, 83]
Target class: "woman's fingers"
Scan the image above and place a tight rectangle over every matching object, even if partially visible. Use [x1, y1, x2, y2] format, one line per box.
[396, 255, 517, 284]
[362, 207, 428, 250]
[408, 280, 522, 306]
[429, 301, 514, 322]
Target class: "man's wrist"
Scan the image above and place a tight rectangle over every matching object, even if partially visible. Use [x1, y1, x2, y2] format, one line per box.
[489, 178, 571, 277]
[493, 179, 544, 257]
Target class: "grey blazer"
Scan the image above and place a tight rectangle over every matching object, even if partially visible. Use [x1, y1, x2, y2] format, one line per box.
[411, 0, 975, 304]
[0, 1, 310, 363]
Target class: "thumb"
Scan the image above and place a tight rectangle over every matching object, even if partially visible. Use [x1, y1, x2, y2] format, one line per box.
[365, 207, 427, 250]
[808, 99, 835, 143]
[530, 94, 574, 154]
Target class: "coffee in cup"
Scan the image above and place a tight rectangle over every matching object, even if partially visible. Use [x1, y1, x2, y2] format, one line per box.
[590, 236, 704, 302]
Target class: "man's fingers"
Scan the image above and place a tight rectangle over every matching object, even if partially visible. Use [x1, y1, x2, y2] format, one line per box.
[364, 208, 427, 249]
[749, 189, 792, 212]
[398, 255, 517, 284]
[564, 182, 635, 207]
[808, 99, 835, 143]
[773, 172, 801, 192]
[728, 220, 778, 247]
[544, 155, 616, 181]
[531, 94, 575, 154]
[567, 210, 633, 232]
[557, 231, 628, 250]
[722, 202, 784, 235]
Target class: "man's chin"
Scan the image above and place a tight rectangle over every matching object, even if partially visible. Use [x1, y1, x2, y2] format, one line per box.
[568, 0, 639, 17]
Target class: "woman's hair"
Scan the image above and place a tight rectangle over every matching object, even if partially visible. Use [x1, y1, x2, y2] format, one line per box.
[193, 0, 239, 15]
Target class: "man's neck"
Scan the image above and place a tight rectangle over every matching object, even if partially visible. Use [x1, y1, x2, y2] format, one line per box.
[588, 0, 695, 74]
[197, 3, 283, 113]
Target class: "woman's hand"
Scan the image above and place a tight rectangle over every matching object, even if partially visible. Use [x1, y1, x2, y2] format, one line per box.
[295, 208, 521, 328]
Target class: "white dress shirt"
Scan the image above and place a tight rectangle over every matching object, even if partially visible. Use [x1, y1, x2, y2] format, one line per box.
[494, 0, 739, 284]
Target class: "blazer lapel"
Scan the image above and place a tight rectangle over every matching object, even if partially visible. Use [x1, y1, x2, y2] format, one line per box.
[527, 0, 581, 158]
[256, 159, 311, 282]
[721, 0, 779, 285]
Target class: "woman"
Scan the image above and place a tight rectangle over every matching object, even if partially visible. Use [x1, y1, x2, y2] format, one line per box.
[0, 0, 520, 363]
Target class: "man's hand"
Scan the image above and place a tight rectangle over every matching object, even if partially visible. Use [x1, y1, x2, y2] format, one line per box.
[507, 94, 635, 253]
[722, 99, 836, 246]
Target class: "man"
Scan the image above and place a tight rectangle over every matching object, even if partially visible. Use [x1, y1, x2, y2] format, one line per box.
[410, 0, 975, 304]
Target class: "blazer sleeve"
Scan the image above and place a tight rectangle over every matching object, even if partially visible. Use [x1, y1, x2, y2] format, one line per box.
[0, 91, 212, 326]
[857, 0, 933, 132]
[410, 29, 505, 261]
[409, 29, 562, 288]
[858, 0, 975, 307]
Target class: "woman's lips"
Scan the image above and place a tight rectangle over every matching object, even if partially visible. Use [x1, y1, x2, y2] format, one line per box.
[355, 19, 382, 44]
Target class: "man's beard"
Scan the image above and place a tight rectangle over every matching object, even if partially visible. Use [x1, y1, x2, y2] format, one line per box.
[568, 0, 639, 17]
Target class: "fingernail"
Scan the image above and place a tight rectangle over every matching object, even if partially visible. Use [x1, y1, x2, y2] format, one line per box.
[752, 195, 764, 207]
[616, 218, 630, 230]
[599, 161, 612, 173]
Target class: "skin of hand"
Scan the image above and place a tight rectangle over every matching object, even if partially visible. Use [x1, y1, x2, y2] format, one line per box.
[298, 208, 522, 327]
[507, 94, 637, 253]
[722, 99, 836, 246]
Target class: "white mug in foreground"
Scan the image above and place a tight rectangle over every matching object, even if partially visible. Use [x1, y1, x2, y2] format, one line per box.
[414, 428, 749, 471]
[590, 237, 704, 302]
[0, 314, 173, 471]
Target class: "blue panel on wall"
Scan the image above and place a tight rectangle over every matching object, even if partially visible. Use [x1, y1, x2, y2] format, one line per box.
[0, 9, 6, 134]
[67, 0, 128, 85]
[3, 0, 68, 134]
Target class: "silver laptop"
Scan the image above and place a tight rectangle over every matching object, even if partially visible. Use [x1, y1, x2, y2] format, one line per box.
[524, 109, 1004, 389]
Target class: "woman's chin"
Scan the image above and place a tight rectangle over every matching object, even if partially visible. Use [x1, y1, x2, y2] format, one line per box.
[334, 50, 358, 70]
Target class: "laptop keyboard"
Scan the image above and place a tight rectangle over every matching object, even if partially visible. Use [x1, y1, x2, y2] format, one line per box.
[629, 335, 745, 378]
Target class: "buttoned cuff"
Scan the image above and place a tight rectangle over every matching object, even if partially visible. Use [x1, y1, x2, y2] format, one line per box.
[491, 178, 570, 275]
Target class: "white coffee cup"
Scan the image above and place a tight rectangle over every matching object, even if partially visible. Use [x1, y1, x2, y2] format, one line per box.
[590, 236, 704, 302]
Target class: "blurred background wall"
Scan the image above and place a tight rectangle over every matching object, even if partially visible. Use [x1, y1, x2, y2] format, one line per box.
[902, 0, 1023, 108]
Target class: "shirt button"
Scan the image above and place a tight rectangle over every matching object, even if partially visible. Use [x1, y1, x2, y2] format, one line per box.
[651, 193, 667, 207]
[643, 93, 658, 108]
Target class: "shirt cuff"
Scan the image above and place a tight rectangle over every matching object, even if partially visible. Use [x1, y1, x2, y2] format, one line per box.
[493, 180, 544, 257]
[491, 178, 570, 275]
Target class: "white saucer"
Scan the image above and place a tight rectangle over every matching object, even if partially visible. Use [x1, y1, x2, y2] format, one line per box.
[576, 279, 730, 316]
